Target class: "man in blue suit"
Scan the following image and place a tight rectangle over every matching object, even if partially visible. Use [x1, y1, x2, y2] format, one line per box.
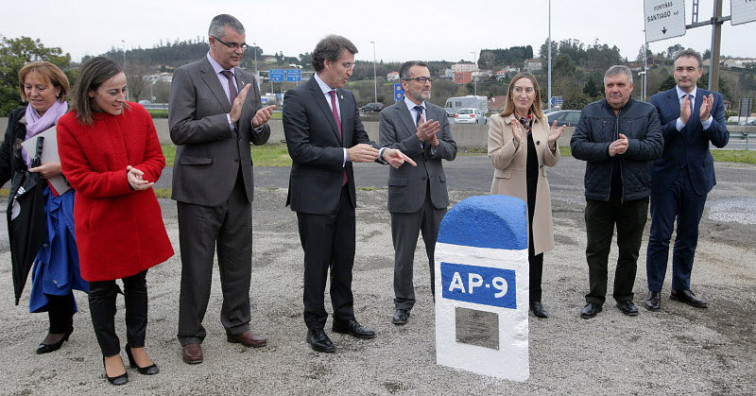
[645, 49, 729, 311]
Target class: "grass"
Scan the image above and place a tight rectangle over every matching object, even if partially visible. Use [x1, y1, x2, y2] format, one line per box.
[148, 110, 169, 118]
[161, 143, 292, 167]
[711, 149, 756, 164]
[554, 145, 756, 164]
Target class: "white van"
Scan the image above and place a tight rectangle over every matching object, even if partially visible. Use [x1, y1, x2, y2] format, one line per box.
[444, 95, 488, 117]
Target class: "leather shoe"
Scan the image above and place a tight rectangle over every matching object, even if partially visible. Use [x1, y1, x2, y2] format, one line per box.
[306, 329, 335, 353]
[580, 302, 603, 319]
[670, 289, 708, 308]
[36, 328, 73, 354]
[392, 309, 410, 325]
[645, 291, 661, 311]
[227, 330, 267, 348]
[530, 301, 549, 318]
[181, 343, 203, 365]
[332, 319, 376, 339]
[616, 300, 639, 316]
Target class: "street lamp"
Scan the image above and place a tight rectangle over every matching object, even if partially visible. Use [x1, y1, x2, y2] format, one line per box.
[122, 40, 128, 101]
[548, 0, 552, 112]
[370, 41, 377, 103]
[470, 51, 478, 97]
[253, 42, 258, 73]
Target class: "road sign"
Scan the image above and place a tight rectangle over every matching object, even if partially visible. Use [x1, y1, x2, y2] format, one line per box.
[644, 0, 686, 43]
[286, 69, 302, 82]
[731, 0, 756, 25]
[550, 96, 563, 106]
[394, 83, 404, 102]
[269, 69, 285, 82]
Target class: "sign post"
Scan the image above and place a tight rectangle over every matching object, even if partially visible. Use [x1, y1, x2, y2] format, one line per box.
[434, 195, 529, 381]
[394, 83, 404, 102]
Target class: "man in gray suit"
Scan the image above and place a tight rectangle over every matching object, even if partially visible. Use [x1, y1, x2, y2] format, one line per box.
[169, 14, 275, 364]
[379, 61, 457, 325]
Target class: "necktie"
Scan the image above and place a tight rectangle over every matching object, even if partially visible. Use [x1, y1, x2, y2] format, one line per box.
[329, 90, 342, 137]
[329, 90, 347, 186]
[414, 105, 424, 126]
[221, 70, 237, 104]
[415, 105, 426, 150]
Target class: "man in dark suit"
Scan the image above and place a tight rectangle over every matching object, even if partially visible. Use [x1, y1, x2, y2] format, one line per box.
[379, 61, 456, 325]
[282, 35, 414, 353]
[645, 49, 729, 311]
[169, 14, 275, 364]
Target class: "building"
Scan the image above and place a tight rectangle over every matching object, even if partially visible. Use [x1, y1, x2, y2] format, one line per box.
[524, 59, 542, 72]
[488, 95, 508, 112]
[387, 71, 400, 81]
[454, 71, 473, 85]
[452, 63, 477, 73]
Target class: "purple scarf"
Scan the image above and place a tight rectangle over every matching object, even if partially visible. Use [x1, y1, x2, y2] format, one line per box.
[22, 100, 68, 167]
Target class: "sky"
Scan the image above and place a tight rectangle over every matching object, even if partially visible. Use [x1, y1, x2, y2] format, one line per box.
[3, 0, 755, 65]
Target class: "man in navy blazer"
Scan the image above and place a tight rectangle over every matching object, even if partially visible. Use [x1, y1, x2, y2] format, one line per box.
[283, 35, 413, 353]
[645, 49, 729, 311]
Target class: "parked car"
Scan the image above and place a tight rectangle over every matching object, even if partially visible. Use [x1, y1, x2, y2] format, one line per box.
[545, 110, 581, 127]
[455, 108, 487, 124]
[362, 102, 384, 112]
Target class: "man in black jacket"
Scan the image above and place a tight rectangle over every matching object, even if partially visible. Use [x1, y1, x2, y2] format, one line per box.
[570, 65, 663, 319]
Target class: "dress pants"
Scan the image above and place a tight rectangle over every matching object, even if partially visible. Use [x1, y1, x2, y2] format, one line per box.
[88, 270, 148, 357]
[584, 197, 648, 305]
[177, 173, 252, 346]
[391, 185, 445, 310]
[47, 292, 76, 334]
[646, 170, 707, 292]
[297, 186, 356, 330]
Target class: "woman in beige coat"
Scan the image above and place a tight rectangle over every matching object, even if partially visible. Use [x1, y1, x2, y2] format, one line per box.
[488, 72, 565, 318]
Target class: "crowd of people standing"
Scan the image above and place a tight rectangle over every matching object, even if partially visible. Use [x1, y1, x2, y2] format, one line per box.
[2, 13, 728, 386]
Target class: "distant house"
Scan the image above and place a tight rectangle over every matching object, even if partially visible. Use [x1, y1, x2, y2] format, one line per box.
[473, 69, 493, 79]
[454, 71, 473, 85]
[387, 71, 400, 81]
[524, 59, 542, 72]
[442, 68, 454, 79]
[496, 67, 519, 81]
[452, 63, 477, 73]
[488, 95, 507, 112]
[262, 55, 277, 62]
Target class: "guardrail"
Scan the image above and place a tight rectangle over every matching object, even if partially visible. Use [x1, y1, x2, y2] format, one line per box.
[732, 132, 756, 150]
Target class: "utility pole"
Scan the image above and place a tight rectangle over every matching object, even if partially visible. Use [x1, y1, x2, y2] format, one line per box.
[708, 0, 723, 92]
[371, 41, 378, 103]
[548, 0, 552, 112]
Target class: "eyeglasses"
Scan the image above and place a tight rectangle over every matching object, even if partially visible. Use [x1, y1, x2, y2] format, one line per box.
[342, 62, 356, 70]
[404, 76, 432, 84]
[212, 36, 247, 50]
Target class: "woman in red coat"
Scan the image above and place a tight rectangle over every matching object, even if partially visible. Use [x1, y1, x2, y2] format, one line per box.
[57, 57, 173, 385]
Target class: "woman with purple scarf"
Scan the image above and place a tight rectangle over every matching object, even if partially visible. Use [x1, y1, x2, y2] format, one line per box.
[0, 61, 87, 353]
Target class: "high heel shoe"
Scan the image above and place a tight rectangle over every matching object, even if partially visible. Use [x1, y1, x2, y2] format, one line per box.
[36, 328, 73, 354]
[125, 345, 159, 375]
[103, 355, 128, 385]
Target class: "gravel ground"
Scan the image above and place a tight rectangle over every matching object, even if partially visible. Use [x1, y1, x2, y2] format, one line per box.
[0, 164, 755, 395]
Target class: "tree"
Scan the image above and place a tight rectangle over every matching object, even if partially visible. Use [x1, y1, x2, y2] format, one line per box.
[583, 77, 601, 99]
[658, 75, 677, 91]
[0, 36, 72, 116]
[666, 44, 685, 60]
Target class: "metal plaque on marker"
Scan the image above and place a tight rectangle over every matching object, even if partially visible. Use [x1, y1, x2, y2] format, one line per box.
[455, 307, 499, 350]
